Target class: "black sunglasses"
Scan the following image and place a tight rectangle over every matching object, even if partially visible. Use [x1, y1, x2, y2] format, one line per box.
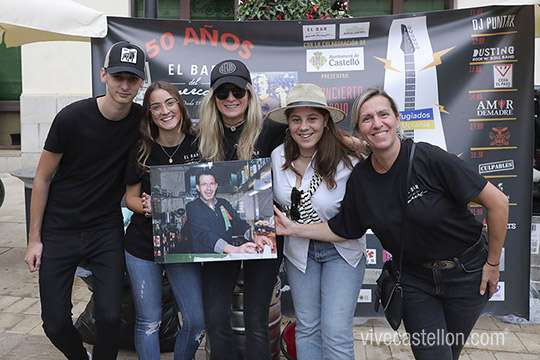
[214, 86, 246, 100]
[290, 187, 303, 221]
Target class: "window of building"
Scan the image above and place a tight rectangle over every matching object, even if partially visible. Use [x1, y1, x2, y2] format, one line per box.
[349, 0, 393, 17]
[349, 0, 449, 17]
[134, 0, 234, 20]
[403, 0, 446, 13]
[0, 43, 22, 101]
[191, 0, 234, 20]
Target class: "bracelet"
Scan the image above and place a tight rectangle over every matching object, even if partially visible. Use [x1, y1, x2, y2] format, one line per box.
[486, 260, 500, 267]
[144, 211, 152, 219]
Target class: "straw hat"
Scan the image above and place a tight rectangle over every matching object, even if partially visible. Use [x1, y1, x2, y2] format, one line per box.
[267, 83, 346, 124]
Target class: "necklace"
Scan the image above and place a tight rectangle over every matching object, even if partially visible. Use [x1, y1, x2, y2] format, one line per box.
[372, 155, 389, 173]
[159, 142, 182, 164]
[298, 153, 313, 159]
[224, 120, 245, 132]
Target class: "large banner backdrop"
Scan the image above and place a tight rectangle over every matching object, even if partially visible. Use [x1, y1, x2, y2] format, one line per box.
[92, 5, 534, 318]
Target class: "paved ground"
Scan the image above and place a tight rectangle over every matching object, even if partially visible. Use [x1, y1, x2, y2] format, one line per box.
[1, 172, 540, 359]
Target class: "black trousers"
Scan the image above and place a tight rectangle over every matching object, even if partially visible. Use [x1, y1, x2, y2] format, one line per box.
[202, 236, 283, 360]
[39, 227, 124, 360]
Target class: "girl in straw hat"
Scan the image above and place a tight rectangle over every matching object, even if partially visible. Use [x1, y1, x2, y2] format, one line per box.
[268, 83, 367, 360]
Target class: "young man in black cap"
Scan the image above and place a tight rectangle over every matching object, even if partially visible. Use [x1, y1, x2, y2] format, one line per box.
[24, 41, 146, 360]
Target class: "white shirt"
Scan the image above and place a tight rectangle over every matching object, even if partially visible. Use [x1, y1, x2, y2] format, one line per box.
[271, 144, 366, 273]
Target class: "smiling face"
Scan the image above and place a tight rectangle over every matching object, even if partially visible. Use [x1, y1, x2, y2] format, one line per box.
[196, 174, 218, 205]
[356, 95, 400, 153]
[215, 83, 249, 124]
[149, 89, 182, 133]
[287, 107, 329, 156]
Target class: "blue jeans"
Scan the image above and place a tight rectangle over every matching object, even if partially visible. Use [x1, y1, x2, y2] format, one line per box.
[401, 242, 489, 360]
[125, 252, 206, 360]
[286, 240, 366, 360]
[40, 228, 124, 360]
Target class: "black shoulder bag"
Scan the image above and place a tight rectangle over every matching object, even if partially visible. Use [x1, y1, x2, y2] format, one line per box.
[374, 142, 416, 331]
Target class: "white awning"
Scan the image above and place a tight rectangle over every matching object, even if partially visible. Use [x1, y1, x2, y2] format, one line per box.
[0, 0, 107, 48]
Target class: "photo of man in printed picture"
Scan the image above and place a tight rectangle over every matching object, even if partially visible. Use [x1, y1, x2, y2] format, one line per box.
[149, 158, 276, 263]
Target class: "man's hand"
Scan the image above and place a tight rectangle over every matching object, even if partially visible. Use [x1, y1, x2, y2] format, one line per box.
[253, 235, 273, 251]
[24, 239, 43, 272]
[224, 242, 258, 254]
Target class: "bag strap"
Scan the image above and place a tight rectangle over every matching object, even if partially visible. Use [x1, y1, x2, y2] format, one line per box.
[306, 171, 322, 197]
[297, 172, 323, 224]
[282, 171, 323, 224]
[396, 141, 416, 282]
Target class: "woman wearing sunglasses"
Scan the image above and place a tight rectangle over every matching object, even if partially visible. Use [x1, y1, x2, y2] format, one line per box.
[196, 59, 287, 359]
[268, 83, 366, 360]
[124, 81, 206, 360]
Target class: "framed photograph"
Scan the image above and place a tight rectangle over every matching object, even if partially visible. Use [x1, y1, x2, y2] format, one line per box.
[150, 158, 276, 263]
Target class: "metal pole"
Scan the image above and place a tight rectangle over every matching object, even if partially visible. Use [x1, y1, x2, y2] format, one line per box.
[392, 0, 403, 15]
[145, 0, 158, 18]
[180, 0, 191, 20]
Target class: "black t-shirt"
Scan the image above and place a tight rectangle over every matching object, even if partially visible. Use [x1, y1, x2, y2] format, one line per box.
[223, 118, 287, 161]
[328, 138, 487, 265]
[124, 134, 200, 261]
[42, 97, 141, 233]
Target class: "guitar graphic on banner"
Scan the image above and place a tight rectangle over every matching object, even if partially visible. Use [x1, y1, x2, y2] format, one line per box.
[379, 17, 449, 150]
[400, 24, 417, 140]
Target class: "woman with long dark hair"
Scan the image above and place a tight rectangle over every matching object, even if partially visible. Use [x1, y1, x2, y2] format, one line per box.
[124, 81, 205, 360]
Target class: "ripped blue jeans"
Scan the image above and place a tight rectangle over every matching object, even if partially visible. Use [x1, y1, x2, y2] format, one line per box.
[125, 251, 206, 360]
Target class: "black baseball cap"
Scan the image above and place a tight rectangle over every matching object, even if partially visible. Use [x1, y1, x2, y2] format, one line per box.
[103, 41, 146, 80]
[210, 59, 251, 90]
